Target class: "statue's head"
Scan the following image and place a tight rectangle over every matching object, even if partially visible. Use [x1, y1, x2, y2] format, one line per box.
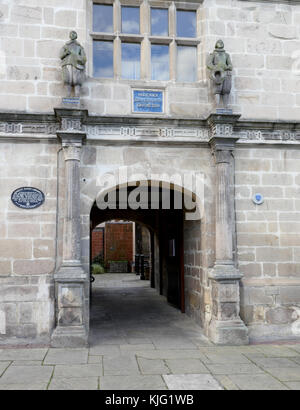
[215, 39, 224, 51]
[69, 31, 78, 41]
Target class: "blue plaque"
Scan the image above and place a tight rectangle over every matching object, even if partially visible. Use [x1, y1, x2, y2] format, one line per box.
[252, 193, 264, 205]
[133, 90, 163, 113]
[11, 187, 45, 209]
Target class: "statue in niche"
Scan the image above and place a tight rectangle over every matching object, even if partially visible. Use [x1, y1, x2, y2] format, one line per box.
[207, 40, 233, 108]
[60, 31, 87, 98]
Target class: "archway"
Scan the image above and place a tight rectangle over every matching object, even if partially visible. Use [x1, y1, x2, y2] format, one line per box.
[88, 182, 201, 341]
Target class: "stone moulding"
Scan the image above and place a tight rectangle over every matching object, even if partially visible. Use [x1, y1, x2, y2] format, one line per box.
[1, 113, 300, 145]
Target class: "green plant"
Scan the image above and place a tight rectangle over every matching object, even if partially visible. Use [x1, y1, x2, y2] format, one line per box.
[92, 253, 104, 265]
[92, 263, 105, 275]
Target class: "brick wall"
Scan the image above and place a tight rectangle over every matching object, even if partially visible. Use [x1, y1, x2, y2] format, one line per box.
[105, 222, 133, 268]
[91, 228, 104, 260]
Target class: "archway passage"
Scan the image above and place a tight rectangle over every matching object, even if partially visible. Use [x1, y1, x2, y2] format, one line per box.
[89, 183, 201, 343]
[91, 188, 185, 312]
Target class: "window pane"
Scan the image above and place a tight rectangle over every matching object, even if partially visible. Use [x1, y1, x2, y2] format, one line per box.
[121, 6, 140, 34]
[93, 41, 113, 78]
[177, 46, 197, 82]
[122, 43, 140, 80]
[177, 10, 196, 38]
[151, 8, 168, 36]
[93, 4, 113, 33]
[151, 45, 169, 81]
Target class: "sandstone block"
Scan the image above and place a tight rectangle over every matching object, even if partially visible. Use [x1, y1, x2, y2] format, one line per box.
[91, 85, 112, 100]
[239, 263, 262, 278]
[55, 10, 77, 28]
[20, 25, 41, 39]
[262, 174, 293, 186]
[266, 307, 297, 325]
[256, 247, 292, 262]
[263, 263, 277, 277]
[278, 263, 300, 277]
[278, 286, 300, 304]
[13, 260, 55, 276]
[0, 240, 32, 259]
[268, 24, 297, 40]
[33, 239, 55, 258]
[8, 223, 40, 238]
[11, 5, 42, 25]
[0, 261, 11, 276]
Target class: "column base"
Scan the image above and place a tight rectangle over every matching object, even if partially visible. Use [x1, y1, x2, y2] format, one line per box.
[51, 326, 88, 348]
[208, 319, 249, 345]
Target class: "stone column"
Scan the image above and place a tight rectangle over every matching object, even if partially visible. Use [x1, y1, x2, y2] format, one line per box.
[51, 109, 88, 347]
[208, 113, 249, 345]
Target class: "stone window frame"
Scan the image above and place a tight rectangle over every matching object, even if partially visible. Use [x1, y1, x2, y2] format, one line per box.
[88, 0, 201, 83]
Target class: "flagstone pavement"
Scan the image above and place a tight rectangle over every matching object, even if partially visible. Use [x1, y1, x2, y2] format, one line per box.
[0, 274, 300, 390]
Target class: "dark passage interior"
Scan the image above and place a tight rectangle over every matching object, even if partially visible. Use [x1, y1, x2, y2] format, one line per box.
[89, 184, 185, 311]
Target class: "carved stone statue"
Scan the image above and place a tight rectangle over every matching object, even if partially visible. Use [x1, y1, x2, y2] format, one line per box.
[207, 40, 233, 108]
[60, 31, 87, 98]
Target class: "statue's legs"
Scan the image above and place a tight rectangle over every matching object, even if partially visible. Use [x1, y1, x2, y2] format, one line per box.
[74, 85, 81, 98]
[215, 94, 221, 106]
[222, 93, 230, 108]
[67, 85, 72, 98]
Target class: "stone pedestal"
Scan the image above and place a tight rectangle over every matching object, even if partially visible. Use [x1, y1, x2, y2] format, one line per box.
[51, 109, 88, 347]
[208, 113, 249, 345]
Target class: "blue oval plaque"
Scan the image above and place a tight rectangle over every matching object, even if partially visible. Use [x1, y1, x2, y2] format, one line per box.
[11, 187, 45, 209]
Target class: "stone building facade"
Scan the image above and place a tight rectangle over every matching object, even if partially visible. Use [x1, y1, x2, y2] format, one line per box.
[1, 0, 300, 346]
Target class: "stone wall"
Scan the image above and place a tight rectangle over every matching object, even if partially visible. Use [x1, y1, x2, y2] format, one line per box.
[235, 145, 300, 341]
[0, 141, 58, 343]
[1, 0, 300, 120]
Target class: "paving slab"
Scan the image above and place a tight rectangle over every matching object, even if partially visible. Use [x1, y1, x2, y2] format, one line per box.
[214, 375, 239, 390]
[227, 374, 288, 390]
[103, 355, 140, 376]
[89, 345, 120, 357]
[48, 377, 99, 390]
[53, 364, 103, 378]
[206, 363, 264, 375]
[202, 353, 252, 364]
[152, 337, 198, 350]
[247, 356, 300, 369]
[0, 362, 11, 376]
[137, 358, 170, 375]
[44, 348, 88, 365]
[11, 360, 43, 366]
[165, 359, 209, 374]
[285, 381, 300, 390]
[163, 374, 223, 390]
[100, 375, 167, 390]
[0, 383, 48, 390]
[254, 345, 300, 358]
[0, 348, 48, 361]
[135, 349, 207, 360]
[0, 365, 53, 385]
[264, 366, 300, 382]
[120, 344, 155, 352]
